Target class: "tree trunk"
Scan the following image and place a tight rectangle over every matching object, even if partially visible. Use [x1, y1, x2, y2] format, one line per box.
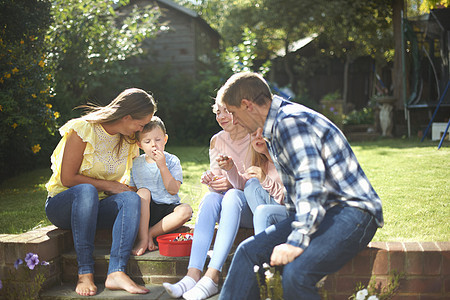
[343, 55, 350, 113]
[392, 0, 404, 109]
[283, 39, 296, 93]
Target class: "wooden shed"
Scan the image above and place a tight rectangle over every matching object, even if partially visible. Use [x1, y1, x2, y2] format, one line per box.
[118, 0, 220, 77]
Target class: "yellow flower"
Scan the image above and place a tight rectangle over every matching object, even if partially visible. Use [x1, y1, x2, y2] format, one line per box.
[46, 74, 51, 80]
[40, 90, 47, 94]
[54, 111, 60, 119]
[0, 105, 3, 111]
[5, 73, 11, 78]
[0, 78, 4, 84]
[12, 123, 18, 129]
[31, 144, 41, 154]
[38, 60, 45, 68]
[20, 40, 24, 44]
[46, 103, 52, 109]
[12, 67, 19, 74]
[31, 94, 37, 98]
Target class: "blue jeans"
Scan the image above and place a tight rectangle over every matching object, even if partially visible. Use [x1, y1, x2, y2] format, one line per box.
[253, 204, 288, 235]
[45, 184, 141, 275]
[188, 189, 253, 272]
[244, 178, 287, 234]
[219, 205, 378, 300]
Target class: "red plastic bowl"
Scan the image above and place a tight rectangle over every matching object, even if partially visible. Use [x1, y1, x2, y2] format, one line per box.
[157, 233, 193, 257]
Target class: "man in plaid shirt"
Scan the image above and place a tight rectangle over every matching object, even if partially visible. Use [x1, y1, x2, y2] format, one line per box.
[217, 72, 383, 300]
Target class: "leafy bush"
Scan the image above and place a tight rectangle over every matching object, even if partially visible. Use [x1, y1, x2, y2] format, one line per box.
[0, 0, 58, 181]
[343, 107, 375, 125]
[45, 0, 165, 123]
[320, 91, 344, 128]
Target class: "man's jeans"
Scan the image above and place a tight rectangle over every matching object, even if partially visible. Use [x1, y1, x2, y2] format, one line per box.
[219, 205, 378, 300]
[45, 184, 141, 275]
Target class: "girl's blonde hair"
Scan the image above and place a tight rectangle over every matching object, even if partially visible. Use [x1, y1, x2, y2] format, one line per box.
[251, 146, 268, 176]
[79, 88, 157, 155]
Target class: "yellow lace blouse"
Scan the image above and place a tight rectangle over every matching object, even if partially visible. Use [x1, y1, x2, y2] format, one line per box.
[46, 118, 139, 199]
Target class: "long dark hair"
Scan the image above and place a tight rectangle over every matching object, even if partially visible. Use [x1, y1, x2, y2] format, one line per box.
[79, 88, 157, 155]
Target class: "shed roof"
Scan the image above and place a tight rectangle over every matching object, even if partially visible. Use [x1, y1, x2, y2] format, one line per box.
[157, 0, 197, 18]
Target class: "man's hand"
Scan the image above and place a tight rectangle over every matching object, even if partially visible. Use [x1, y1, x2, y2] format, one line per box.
[270, 243, 303, 266]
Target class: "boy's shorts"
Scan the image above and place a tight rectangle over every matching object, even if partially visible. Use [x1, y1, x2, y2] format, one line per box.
[149, 201, 181, 227]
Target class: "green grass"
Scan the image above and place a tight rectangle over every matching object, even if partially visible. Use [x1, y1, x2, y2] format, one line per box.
[0, 139, 449, 242]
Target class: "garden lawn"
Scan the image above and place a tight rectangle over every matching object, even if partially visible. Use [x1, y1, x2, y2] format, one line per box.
[0, 139, 449, 242]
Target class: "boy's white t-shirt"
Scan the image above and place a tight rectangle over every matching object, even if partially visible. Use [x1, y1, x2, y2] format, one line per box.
[129, 152, 183, 205]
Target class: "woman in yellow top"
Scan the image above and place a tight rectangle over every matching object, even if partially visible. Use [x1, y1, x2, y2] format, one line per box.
[45, 88, 156, 296]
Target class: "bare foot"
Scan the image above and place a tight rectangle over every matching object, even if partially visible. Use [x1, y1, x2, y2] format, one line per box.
[148, 237, 159, 251]
[76, 273, 97, 296]
[105, 271, 149, 294]
[132, 238, 148, 256]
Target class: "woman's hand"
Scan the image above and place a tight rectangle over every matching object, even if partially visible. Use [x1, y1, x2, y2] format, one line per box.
[216, 154, 234, 171]
[103, 181, 133, 195]
[244, 166, 265, 182]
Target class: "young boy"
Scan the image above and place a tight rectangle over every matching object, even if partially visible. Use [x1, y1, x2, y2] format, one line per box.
[130, 116, 193, 256]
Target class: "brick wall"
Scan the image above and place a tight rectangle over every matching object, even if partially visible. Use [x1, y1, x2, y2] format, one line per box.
[0, 226, 72, 298]
[0, 226, 449, 299]
[321, 241, 450, 299]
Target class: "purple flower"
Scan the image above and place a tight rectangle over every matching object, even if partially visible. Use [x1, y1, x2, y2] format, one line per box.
[24, 253, 39, 270]
[14, 258, 23, 270]
[329, 107, 335, 111]
[24, 253, 34, 261]
[40, 261, 49, 266]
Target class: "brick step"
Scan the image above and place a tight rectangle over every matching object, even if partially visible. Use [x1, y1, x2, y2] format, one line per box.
[40, 283, 220, 300]
[60, 245, 234, 285]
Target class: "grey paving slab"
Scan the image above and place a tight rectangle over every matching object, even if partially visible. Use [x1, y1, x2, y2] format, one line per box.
[41, 283, 220, 300]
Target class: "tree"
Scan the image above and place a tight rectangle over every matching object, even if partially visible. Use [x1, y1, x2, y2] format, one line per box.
[45, 0, 165, 122]
[179, 0, 393, 108]
[312, 0, 393, 111]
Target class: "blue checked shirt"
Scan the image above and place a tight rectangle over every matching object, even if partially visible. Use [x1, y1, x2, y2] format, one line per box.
[263, 96, 383, 250]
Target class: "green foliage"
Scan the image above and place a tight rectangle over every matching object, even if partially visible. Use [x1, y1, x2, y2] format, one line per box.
[223, 28, 271, 76]
[319, 91, 344, 128]
[45, 0, 165, 122]
[419, 0, 449, 13]
[0, 0, 58, 181]
[343, 107, 375, 125]
[349, 271, 404, 300]
[255, 264, 283, 300]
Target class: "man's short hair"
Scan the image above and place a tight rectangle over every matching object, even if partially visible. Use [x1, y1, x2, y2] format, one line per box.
[216, 72, 272, 107]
